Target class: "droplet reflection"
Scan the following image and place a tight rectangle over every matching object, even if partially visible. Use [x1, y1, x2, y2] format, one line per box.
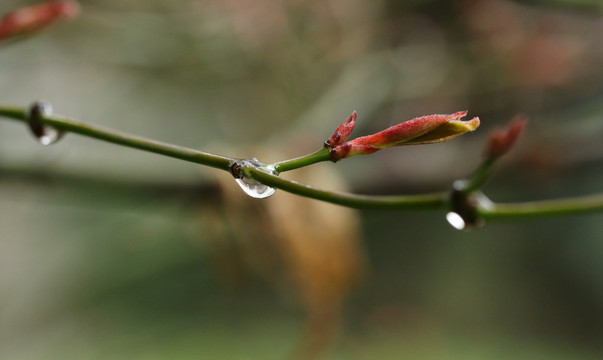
[231, 159, 277, 199]
[27, 101, 64, 145]
[446, 212, 466, 230]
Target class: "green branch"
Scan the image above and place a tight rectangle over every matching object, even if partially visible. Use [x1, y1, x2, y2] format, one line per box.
[461, 158, 497, 194]
[0, 105, 235, 171]
[479, 193, 603, 220]
[248, 167, 447, 210]
[272, 148, 331, 173]
[1, 103, 602, 221]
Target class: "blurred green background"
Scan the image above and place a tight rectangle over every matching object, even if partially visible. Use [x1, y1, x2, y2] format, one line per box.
[1, 0, 602, 359]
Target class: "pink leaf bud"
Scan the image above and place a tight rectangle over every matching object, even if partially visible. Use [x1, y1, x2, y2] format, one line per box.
[325, 111, 357, 147]
[0, 1, 80, 42]
[485, 114, 527, 159]
[329, 111, 480, 162]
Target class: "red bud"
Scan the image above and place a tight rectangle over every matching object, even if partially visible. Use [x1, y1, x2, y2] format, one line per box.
[485, 114, 526, 159]
[0, 1, 80, 42]
[328, 111, 480, 162]
[325, 111, 357, 147]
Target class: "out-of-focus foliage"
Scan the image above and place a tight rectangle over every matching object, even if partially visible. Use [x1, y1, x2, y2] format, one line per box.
[1, 0, 602, 359]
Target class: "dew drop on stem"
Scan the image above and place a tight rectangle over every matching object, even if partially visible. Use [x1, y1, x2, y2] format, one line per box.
[231, 158, 277, 199]
[446, 181, 487, 230]
[27, 101, 64, 145]
[446, 212, 466, 230]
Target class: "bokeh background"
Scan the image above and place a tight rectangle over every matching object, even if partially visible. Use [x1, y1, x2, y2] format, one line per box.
[1, 0, 602, 359]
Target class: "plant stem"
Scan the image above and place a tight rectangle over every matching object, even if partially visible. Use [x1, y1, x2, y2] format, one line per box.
[462, 158, 496, 193]
[0, 103, 448, 210]
[2, 104, 603, 219]
[248, 167, 447, 210]
[479, 193, 603, 220]
[272, 148, 331, 173]
[0, 105, 235, 171]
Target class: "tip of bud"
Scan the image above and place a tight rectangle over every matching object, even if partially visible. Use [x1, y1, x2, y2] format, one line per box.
[56, 1, 81, 18]
[404, 113, 480, 145]
[325, 111, 358, 148]
[485, 114, 527, 159]
[451, 111, 469, 119]
[463, 117, 480, 131]
[346, 111, 357, 127]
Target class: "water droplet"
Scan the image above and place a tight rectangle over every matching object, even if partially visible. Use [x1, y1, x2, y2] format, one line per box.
[475, 191, 494, 211]
[231, 158, 277, 199]
[452, 179, 468, 191]
[36, 127, 64, 145]
[27, 101, 64, 145]
[235, 177, 276, 199]
[446, 212, 466, 230]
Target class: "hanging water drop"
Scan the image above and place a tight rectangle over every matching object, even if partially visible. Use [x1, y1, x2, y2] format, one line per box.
[446, 212, 466, 230]
[235, 177, 276, 199]
[27, 101, 64, 145]
[231, 158, 278, 199]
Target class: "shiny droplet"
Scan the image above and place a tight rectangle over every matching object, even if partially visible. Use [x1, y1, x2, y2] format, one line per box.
[446, 212, 466, 230]
[235, 177, 276, 198]
[37, 127, 63, 145]
[475, 191, 494, 211]
[231, 159, 277, 199]
[27, 101, 64, 145]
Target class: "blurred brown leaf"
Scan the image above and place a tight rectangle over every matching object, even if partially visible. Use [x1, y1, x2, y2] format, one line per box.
[199, 152, 366, 358]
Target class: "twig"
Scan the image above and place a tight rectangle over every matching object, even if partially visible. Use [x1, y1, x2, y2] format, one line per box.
[1, 103, 602, 221]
